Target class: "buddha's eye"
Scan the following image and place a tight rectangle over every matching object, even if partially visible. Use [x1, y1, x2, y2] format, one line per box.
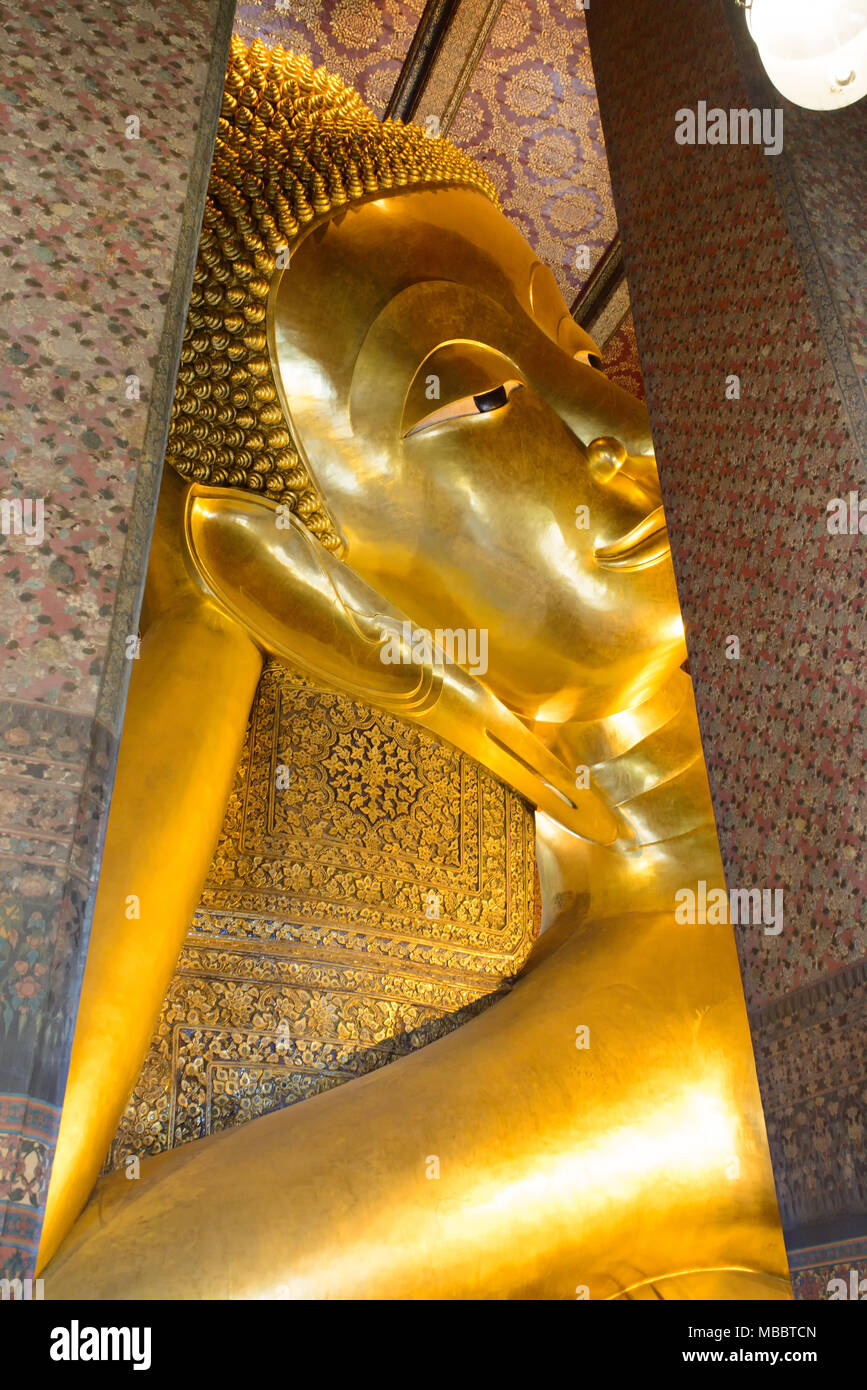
[404, 380, 523, 438]
[574, 349, 605, 371]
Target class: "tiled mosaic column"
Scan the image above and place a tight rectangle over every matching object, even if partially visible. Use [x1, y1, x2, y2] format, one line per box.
[0, 0, 234, 1281]
[586, 0, 866, 1297]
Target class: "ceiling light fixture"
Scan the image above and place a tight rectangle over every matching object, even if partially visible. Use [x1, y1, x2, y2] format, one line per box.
[742, 0, 867, 109]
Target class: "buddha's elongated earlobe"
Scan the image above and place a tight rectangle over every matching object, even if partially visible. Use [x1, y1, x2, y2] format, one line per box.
[184, 485, 619, 846]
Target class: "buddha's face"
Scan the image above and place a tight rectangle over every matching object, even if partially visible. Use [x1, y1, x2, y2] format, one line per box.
[273, 188, 686, 723]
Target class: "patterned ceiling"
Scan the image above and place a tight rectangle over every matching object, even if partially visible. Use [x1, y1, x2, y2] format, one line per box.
[449, 0, 618, 306]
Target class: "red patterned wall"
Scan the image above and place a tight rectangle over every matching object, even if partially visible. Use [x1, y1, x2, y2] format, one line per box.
[587, 0, 866, 1296]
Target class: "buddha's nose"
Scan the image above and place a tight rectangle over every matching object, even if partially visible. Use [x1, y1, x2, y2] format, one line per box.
[587, 436, 663, 517]
[529, 326, 656, 459]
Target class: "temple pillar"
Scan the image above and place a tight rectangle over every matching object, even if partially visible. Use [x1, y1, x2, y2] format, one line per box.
[0, 0, 234, 1282]
[586, 0, 866, 1296]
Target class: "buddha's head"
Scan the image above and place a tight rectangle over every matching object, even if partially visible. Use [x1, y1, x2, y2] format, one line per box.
[169, 36, 686, 725]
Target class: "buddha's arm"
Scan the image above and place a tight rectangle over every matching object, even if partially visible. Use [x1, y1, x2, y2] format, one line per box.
[39, 471, 612, 1271]
[37, 479, 264, 1271]
[42, 890, 790, 1299]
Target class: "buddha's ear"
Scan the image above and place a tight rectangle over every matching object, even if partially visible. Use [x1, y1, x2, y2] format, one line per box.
[182, 485, 418, 700]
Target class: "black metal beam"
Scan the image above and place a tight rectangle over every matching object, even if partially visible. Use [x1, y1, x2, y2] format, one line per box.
[384, 0, 463, 122]
[571, 235, 625, 330]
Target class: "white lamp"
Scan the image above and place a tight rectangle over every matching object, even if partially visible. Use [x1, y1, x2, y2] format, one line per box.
[745, 0, 867, 109]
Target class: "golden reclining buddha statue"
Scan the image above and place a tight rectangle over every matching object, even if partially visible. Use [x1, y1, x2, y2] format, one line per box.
[39, 37, 791, 1299]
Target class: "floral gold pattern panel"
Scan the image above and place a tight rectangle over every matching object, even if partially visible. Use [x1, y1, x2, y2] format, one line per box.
[449, 0, 617, 305]
[110, 662, 537, 1165]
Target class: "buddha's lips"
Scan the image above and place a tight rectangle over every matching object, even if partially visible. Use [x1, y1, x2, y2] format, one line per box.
[594, 505, 670, 570]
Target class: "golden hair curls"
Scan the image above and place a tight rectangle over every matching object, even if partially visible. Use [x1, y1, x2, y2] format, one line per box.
[167, 35, 499, 551]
